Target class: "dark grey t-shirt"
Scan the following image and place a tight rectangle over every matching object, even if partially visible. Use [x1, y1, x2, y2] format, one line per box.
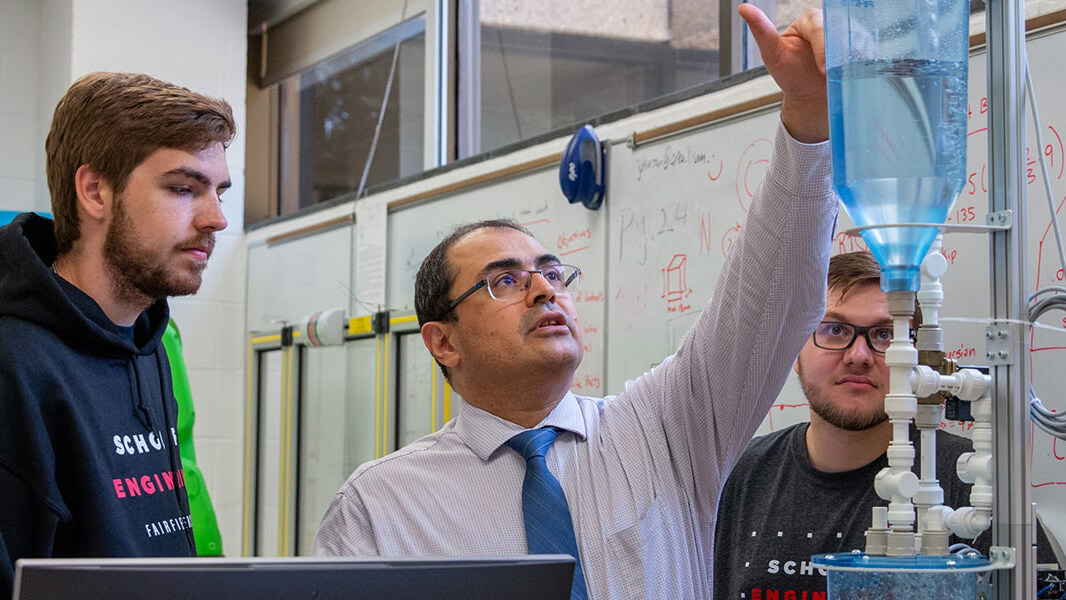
[713, 423, 986, 600]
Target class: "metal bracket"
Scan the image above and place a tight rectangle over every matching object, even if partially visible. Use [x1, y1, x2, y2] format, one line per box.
[842, 216, 1012, 238]
[984, 323, 1016, 365]
[987, 546, 1016, 569]
[985, 209, 1013, 228]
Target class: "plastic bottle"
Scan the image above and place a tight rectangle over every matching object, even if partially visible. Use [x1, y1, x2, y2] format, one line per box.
[824, 0, 969, 291]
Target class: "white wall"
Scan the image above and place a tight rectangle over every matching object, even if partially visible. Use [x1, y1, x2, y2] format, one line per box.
[0, 0, 249, 556]
[0, 0, 43, 213]
[37, 0, 75, 215]
[0, 0, 74, 215]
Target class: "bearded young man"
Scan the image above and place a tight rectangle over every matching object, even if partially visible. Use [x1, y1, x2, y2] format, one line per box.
[713, 251, 1058, 600]
[0, 72, 234, 598]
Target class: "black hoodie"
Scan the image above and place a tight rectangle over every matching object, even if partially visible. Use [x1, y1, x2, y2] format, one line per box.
[0, 213, 194, 598]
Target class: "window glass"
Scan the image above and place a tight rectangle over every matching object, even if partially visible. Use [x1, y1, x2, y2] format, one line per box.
[343, 339, 381, 475]
[398, 332, 452, 446]
[279, 16, 425, 210]
[473, 0, 721, 156]
[771, 2, 808, 31]
[296, 344, 349, 555]
[255, 350, 283, 556]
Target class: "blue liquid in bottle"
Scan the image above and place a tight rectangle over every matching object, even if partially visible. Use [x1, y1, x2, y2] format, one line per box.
[828, 59, 968, 291]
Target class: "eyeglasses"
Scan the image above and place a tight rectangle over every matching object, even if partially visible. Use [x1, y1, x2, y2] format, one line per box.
[447, 264, 581, 313]
[811, 321, 894, 354]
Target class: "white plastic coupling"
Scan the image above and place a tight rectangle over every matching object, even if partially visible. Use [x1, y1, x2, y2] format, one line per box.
[915, 404, 942, 429]
[865, 506, 890, 555]
[946, 506, 992, 539]
[872, 506, 889, 529]
[908, 366, 990, 401]
[956, 451, 993, 484]
[912, 481, 945, 508]
[950, 368, 991, 402]
[886, 529, 917, 557]
[884, 343, 919, 369]
[874, 466, 919, 504]
[970, 397, 993, 422]
[917, 240, 947, 331]
[885, 443, 916, 468]
[909, 366, 942, 399]
[922, 237, 949, 279]
[923, 505, 953, 532]
[884, 394, 918, 421]
[919, 505, 954, 555]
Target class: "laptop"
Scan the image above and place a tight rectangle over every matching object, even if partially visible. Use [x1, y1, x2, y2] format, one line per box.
[14, 555, 575, 599]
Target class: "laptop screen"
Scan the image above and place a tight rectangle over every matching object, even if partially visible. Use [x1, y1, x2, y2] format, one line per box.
[14, 555, 575, 600]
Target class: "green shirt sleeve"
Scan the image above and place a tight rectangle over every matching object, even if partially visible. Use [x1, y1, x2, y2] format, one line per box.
[163, 319, 224, 555]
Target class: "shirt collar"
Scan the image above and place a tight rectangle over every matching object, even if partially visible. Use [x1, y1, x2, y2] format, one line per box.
[455, 391, 588, 461]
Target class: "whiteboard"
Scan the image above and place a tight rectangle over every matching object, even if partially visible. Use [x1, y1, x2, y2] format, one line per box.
[246, 226, 354, 332]
[605, 107, 780, 392]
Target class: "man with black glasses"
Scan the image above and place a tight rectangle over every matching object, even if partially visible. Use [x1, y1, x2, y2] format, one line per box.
[713, 251, 1058, 600]
[313, 6, 837, 598]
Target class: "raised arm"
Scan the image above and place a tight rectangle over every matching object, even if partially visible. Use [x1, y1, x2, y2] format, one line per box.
[611, 7, 836, 517]
[740, 5, 828, 143]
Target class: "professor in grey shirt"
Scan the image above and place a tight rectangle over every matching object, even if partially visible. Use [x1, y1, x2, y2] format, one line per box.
[313, 6, 837, 598]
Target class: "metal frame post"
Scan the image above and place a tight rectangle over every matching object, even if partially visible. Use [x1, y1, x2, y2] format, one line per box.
[985, 1, 1035, 598]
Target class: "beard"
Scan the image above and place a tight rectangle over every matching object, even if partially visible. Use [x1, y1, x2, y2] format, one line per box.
[103, 194, 213, 306]
[798, 358, 888, 431]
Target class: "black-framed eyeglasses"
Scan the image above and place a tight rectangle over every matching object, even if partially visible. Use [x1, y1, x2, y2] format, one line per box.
[447, 264, 581, 313]
[811, 321, 894, 354]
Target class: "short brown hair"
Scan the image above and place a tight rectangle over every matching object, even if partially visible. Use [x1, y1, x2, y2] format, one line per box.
[827, 251, 881, 300]
[46, 72, 236, 254]
[827, 250, 922, 327]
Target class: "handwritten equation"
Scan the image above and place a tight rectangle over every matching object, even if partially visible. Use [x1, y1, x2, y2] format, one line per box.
[635, 144, 716, 182]
[617, 202, 690, 266]
[629, 136, 773, 211]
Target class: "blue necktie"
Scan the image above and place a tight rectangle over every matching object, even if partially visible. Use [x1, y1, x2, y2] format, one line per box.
[506, 427, 589, 600]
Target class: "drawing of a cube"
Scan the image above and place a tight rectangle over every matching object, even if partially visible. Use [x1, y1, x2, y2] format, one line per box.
[662, 254, 687, 303]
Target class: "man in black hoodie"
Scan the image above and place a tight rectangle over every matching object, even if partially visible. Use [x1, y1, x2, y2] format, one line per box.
[0, 72, 234, 597]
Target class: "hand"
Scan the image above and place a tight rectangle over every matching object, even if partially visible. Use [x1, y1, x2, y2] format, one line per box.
[738, 5, 828, 143]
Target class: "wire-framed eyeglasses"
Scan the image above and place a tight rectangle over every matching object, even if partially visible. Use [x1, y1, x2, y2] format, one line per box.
[811, 321, 894, 354]
[447, 264, 581, 313]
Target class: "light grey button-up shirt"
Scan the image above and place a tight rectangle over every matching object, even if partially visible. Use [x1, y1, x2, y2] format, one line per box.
[312, 121, 838, 599]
